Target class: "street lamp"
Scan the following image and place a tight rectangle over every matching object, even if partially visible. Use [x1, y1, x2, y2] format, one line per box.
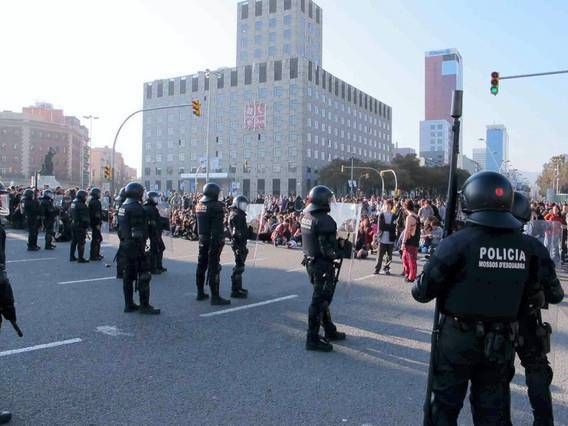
[83, 115, 99, 187]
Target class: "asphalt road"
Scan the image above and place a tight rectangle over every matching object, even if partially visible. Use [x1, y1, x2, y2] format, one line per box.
[1, 229, 567, 425]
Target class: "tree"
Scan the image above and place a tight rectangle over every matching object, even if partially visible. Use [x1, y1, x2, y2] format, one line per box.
[318, 154, 470, 197]
[537, 155, 568, 196]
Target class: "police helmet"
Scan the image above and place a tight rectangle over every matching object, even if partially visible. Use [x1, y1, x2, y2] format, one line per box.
[76, 190, 88, 202]
[124, 182, 145, 201]
[460, 171, 521, 230]
[512, 191, 531, 224]
[200, 182, 221, 203]
[89, 187, 101, 199]
[42, 189, 54, 200]
[232, 195, 249, 212]
[147, 191, 160, 205]
[305, 185, 334, 213]
[23, 188, 35, 199]
[114, 187, 126, 203]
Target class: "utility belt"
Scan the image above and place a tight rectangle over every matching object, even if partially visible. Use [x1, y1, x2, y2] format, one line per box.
[444, 315, 519, 363]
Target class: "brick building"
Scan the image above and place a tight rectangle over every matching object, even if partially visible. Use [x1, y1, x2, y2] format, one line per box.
[90, 146, 137, 190]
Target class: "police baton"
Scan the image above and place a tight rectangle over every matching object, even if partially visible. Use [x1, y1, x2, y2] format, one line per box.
[423, 90, 462, 425]
[10, 320, 23, 337]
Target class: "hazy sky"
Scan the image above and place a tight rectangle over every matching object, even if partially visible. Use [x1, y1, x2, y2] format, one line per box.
[1, 0, 567, 175]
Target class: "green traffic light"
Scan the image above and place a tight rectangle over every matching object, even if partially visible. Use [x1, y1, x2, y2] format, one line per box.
[490, 86, 499, 95]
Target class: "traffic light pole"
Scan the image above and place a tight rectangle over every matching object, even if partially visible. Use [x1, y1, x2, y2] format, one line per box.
[499, 69, 568, 80]
[110, 104, 191, 195]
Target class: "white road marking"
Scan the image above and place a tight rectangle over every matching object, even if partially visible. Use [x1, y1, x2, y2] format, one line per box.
[95, 325, 133, 337]
[200, 294, 298, 317]
[0, 338, 82, 357]
[7, 257, 56, 264]
[287, 266, 305, 272]
[58, 276, 116, 285]
[354, 274, 376, 281]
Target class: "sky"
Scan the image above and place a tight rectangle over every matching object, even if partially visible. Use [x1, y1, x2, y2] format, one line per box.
[1, 0, 567, 177]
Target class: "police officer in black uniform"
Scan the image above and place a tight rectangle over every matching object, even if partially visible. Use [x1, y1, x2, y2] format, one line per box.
[229, 195, 249, 298]
[40, 189, 58, 250]
[118, 182, 160, 314]
[301, 185, 346, 352]
[1, 182, 18, 424]
[22, 188, 41, 251]
[70, 190, 90, 263]
[143, 191, 167, 274]
[412, 171, 559, 424]
[195, 183, 230, 305]
[88, 187, 104, 261]
[511, 191, 564, 425]
[56, 189, 74, 242]
[114, 187, 127, 279]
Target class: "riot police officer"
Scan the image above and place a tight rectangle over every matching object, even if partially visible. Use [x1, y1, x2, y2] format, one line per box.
[143, 191, 167, 274]
[114, 187, 127, 279]
[1, 181, 18, 424]
[40, 189, 58, 250]
[118, 182, 160, 314]
[301, 185, 346, 352]
[88, 187, 104, 261]
[22, 188, 41, 251]
[511, 191, 564, 425]
[70, 190, 90, 263]
[229, 195, 249, 298]
[195, 183, 230, 305]
[412, 171, 559, 424]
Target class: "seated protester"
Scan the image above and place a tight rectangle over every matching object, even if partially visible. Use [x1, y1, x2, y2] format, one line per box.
[258, 215, 275, 242]
[271, 220, 291, 246]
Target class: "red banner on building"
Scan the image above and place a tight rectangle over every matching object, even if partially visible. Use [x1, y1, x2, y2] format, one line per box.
[244, 102, 266, 130]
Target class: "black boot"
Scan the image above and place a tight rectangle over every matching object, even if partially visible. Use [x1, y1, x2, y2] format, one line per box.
[77, 245, 88, 263]
[123, 280, 139, 313]
[0, 410, 11, 424]
[325, 330, 346, 341]
[196, 272, 209, 301]
[231, 275, 248, 298]
[306, 333, 333, 352]
[323, 309, 346, 341]
[139, 287, 160, 315]
[210, 278, 230, 306]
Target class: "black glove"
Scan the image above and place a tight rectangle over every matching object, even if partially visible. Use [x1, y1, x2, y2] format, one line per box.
[527, 290, 546, 311]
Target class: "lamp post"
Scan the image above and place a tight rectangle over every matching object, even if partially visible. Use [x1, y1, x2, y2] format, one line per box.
[83, 115, 99, 187]
[111, 104, 191, 195]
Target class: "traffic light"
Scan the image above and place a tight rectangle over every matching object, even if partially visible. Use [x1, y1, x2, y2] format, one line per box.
[103, 165, 112, 180]
[192, 99, 201, 116]
[490, 71, 499, 95]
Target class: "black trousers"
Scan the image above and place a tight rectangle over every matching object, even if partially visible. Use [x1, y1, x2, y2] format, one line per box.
[513, 314, 554, 425]
[231, 243, 248, 291]
[70, 227, 87, 260]
[374, 243, 394, 273]
[0, 224, 5, 267]
[90, 225, 102, 259]
[562, 228, 567, 261]
[196, 236, 223, 294]
[27, 218, 39, 248]
[120, 243, 152, 307]
[306, 260, 337, 339]
[149, 235, 165, 271]
[44, 219, 55, 248]
[429, 319, 513, 426]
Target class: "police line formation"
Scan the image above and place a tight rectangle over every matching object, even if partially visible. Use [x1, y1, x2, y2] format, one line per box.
[0, 170, 565, 425]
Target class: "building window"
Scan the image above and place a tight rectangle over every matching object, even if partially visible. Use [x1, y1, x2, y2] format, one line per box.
[315, 66, 319, 85]
[269, 17, 276, 28]
[308, 61, 312, 81]
[155, 168, 162, 176]
[269, 0, 276, 13]
[322, 71, 326, 89]
[180, 78, 186, 94]
[255, 1, 262, 16]
[290, 57, 298, 79]
[255, 34, 262, 44]
[274, 60, 282, 81]
[241, 3, 248, 19]
[204, 76, 209, 91]
[157, 81, 163, 97]
[254, 48, 262, 59]
[245, 65, 252, 85]
[168, 80, 174, 96]
[283, 15, 292, 25]
[283, 44, 290, 54]
[230, 70, 238, 87]
[316, 5, 321, 23]
[259, 62, 267, 83]
[301, 0, 305, 12]
[192, 77, 198, 92]
[272, 178, 281, 196]
[268, 46, 276, 56]
[308, 0, 313, 17]
[144, 167, 151, 176]
[217, 73, 224, 89]
[283, 29, 291, 39]
[284, 0, 291, 10]
[145, 84, 152, 99]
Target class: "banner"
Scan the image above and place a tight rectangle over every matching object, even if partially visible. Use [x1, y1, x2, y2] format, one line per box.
[0, 194, 9, 216]
[246, 203, 266, 267]
[244, 102, 266, 130]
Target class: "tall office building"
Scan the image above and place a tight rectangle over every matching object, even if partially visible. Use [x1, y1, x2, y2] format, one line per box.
[142, 0, 393, 196]
[485, 124, 509, 172]
[419, 48, 463, 166]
